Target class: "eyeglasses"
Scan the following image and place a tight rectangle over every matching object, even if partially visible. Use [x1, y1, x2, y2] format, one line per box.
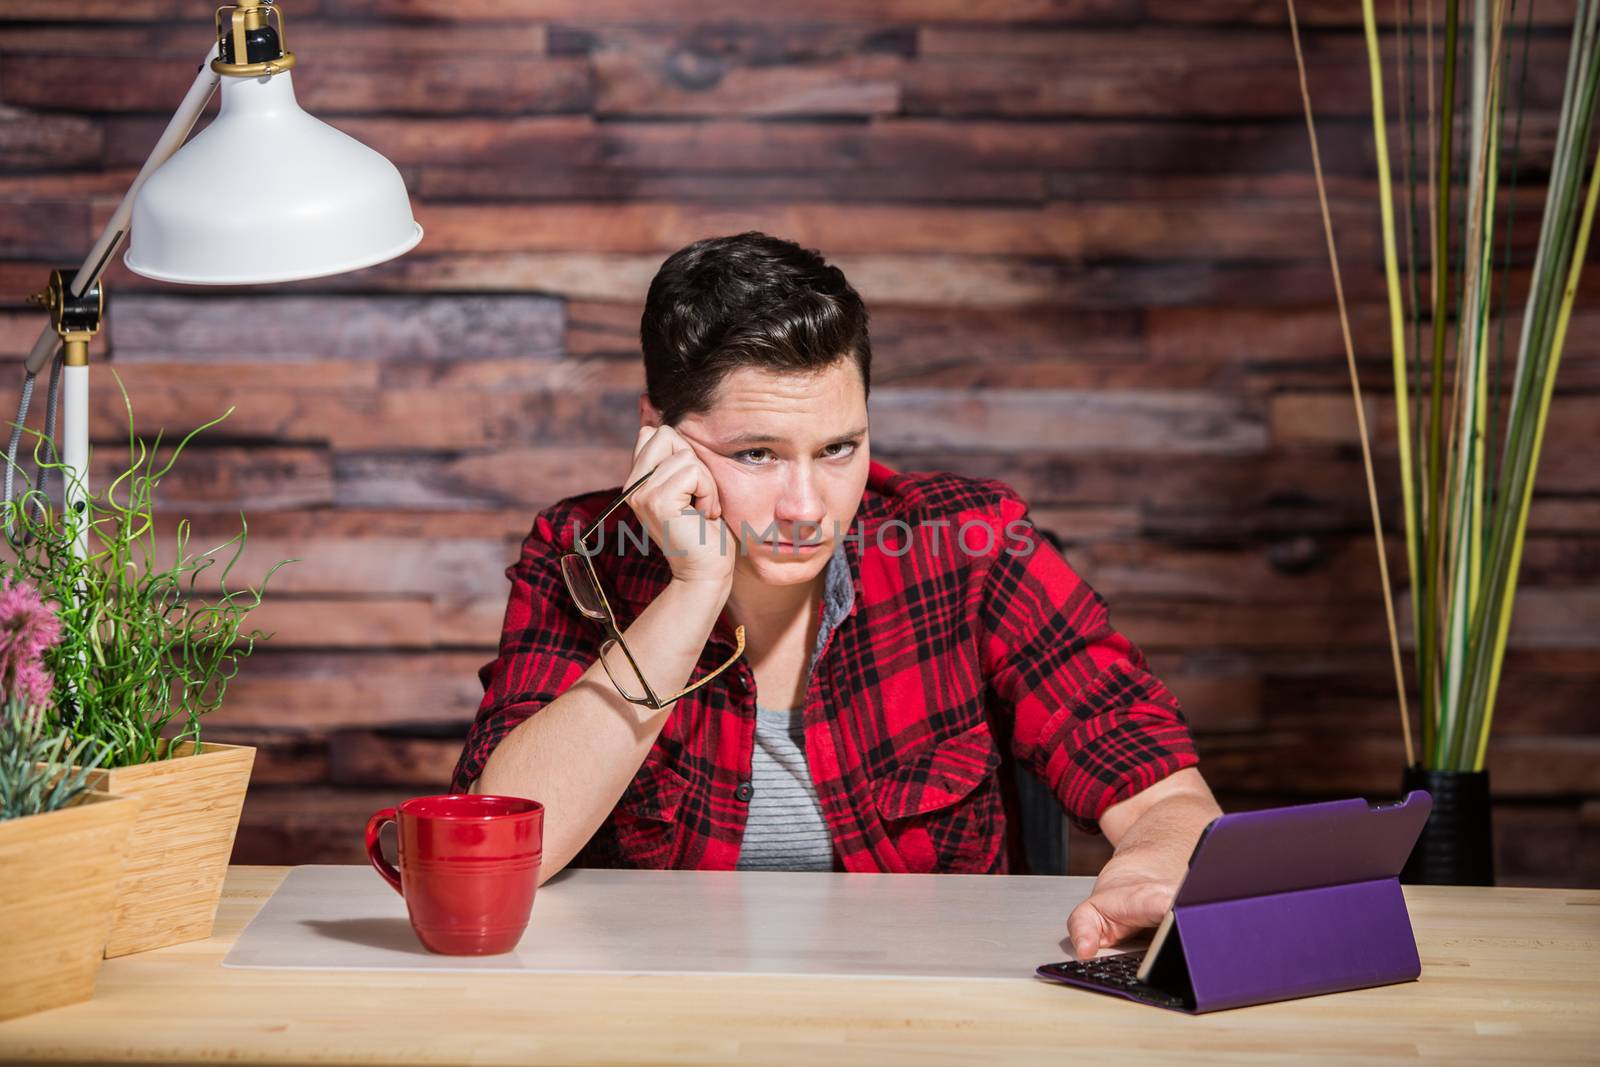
[559, 463, 746, 710]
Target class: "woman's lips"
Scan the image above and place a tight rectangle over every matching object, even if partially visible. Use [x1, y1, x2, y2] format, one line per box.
[764, 539, 824, 552]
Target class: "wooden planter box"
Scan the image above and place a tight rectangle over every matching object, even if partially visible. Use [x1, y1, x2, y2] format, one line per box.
[0, 791, 142, 1021]
[84, 741, 255, 958]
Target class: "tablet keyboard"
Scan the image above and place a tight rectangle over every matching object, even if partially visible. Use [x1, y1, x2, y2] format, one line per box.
[1036, 953, 1192, 1011]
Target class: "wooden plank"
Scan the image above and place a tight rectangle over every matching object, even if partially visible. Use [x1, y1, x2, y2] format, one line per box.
[411, 200, 1374, 260]
[902, 37, 1569, 119]
[327, 732, 464, 789]
[572, 303, 1154, 383]
[200, 651, 491, 730]
[0, 105, 102, 170]
[0, 0, 212, 18]
[1504, 589, 1600, 650]
[564, 300, 644, 358]
[1148, 670, 1264, 733]
[76, 376, 636, 452]
[376, 355, 643, 392]
[1074, 537, 1392, 604]
[870, 359, 1227, 391]
[825, 305, 1157, 389]
[157, 508, 534, 545]
[878, 447, 1384, 515]
[1109, 586, 1600, 653]
[180, 730, 331, 787]
[416, 166, 1048, 204]
[922, 21, 1577, 57]
[1143, 0, 1579, 28]
[1269, 393, 1600, 492]
[0, 168, 138, 198]
[244, 596, 437, 650]
[106, 294, 565, 363]
[1531, 499, 1600, 533]
[141, 531, 512, 599]
[0, 54, 590, 115]
[305, 254, 1352, 312]
[0, 54, 213, 114]
[549, 23, 917, 61]
[85, 359, 379, 391]
[333, 447, 635, 509]
[0, 197, 90, 259]
[0, 21, 546, 56]
[1262, 661, 1600, 737]
[1272, 392, 1600, 446]
[1150, 303, 1396, 362]
[435, 595, 511, 648]
[1491, 804, 1600, 889]
[906, 54, 1359, 119]
[0, 310, 50, 359]
[232, 787, 409, 866]
[327, 0, 1140, 23]
[1113, 599, 1394, 651]
[126, 115, 1382, 174]
[1151, 306, 1600, 377]
[74, 445, 335, 511]
[1020, 506, 1142, 543]
[1388, 588, 1600, 655]
[593, 53, 900, 118]
[869, 388, 1267, 454]
[1201, 733, 1600, 797]
[105, 114, 591, 170]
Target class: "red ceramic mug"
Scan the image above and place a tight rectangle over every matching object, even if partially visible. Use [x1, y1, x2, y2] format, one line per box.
[365, 794, 544, 955]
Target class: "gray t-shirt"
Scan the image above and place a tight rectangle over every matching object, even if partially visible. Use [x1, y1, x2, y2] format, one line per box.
[735, 541, 855, 872]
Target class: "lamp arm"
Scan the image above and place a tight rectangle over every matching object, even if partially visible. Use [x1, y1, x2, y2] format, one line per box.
[23, 49, 222, 376]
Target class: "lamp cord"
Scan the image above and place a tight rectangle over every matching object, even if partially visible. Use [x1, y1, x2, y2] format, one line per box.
[4, 349, 65, 547]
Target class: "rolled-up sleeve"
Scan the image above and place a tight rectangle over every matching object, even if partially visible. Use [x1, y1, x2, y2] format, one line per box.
[977, 489, 1199, 835]
[449, 506, 599, 794]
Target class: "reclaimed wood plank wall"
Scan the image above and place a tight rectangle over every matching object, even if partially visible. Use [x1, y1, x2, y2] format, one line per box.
[1, 0, 1595, 885]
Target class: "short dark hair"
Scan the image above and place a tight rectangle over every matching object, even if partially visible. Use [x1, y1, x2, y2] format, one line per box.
[639, 232, 872, 425]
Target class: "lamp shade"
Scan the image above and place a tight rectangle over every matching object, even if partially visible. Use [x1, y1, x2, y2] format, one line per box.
[124, 71, 422, 285]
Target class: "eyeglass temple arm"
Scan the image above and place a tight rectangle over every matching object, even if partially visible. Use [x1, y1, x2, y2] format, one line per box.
[651, 625, 747, 707]
[579, 463, 660, 551]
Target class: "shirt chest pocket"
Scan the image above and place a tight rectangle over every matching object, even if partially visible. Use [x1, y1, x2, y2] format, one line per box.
[869, 720, 1006, 874]
[610, 754, 690, 869]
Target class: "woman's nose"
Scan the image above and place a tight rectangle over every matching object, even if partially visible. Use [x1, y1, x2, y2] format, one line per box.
[773, 468, 826, 526]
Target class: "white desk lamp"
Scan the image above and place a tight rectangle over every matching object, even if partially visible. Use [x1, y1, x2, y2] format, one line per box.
[9, 0, 422, 555]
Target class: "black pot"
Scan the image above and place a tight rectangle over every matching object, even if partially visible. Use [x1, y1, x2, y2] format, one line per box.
[1399, 766, 1495, 886]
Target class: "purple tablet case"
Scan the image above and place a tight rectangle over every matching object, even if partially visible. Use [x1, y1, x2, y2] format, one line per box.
[1035, 790, 1434, 1013]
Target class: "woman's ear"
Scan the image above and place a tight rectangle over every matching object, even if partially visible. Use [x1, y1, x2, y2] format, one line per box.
[639, 393, 663, 428]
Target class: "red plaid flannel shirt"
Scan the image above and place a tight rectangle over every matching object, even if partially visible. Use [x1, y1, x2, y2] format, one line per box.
[451, 459, 1200, 874]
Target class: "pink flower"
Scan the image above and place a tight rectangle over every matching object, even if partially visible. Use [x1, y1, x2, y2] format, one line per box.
[0, 576, 62, 713]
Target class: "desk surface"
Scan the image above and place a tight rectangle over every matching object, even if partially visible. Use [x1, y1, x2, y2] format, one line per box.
[222, 864, 1114, 979]
[0, 867, 1596, 1065]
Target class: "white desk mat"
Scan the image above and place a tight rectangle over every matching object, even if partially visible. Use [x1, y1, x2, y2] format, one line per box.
[222, 865, 1098, 980]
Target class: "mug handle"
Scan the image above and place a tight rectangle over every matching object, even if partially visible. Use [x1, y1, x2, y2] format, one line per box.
[365, 807, 402, 896]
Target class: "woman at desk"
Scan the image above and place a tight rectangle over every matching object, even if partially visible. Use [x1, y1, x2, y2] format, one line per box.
[452, 232, 1222, 960]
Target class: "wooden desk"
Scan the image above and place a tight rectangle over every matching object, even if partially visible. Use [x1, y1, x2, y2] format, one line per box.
[0, 867, 1596, 1065]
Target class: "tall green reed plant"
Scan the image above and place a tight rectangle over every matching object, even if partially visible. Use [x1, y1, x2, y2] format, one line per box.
[1287, 0, 1600, 772]
[0, 373, 293, 769]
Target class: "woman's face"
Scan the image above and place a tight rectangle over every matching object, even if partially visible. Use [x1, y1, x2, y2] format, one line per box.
[656, 358, 870, 590]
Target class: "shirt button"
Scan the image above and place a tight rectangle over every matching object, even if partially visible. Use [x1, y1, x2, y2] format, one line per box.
[734, 781, 754, 803]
